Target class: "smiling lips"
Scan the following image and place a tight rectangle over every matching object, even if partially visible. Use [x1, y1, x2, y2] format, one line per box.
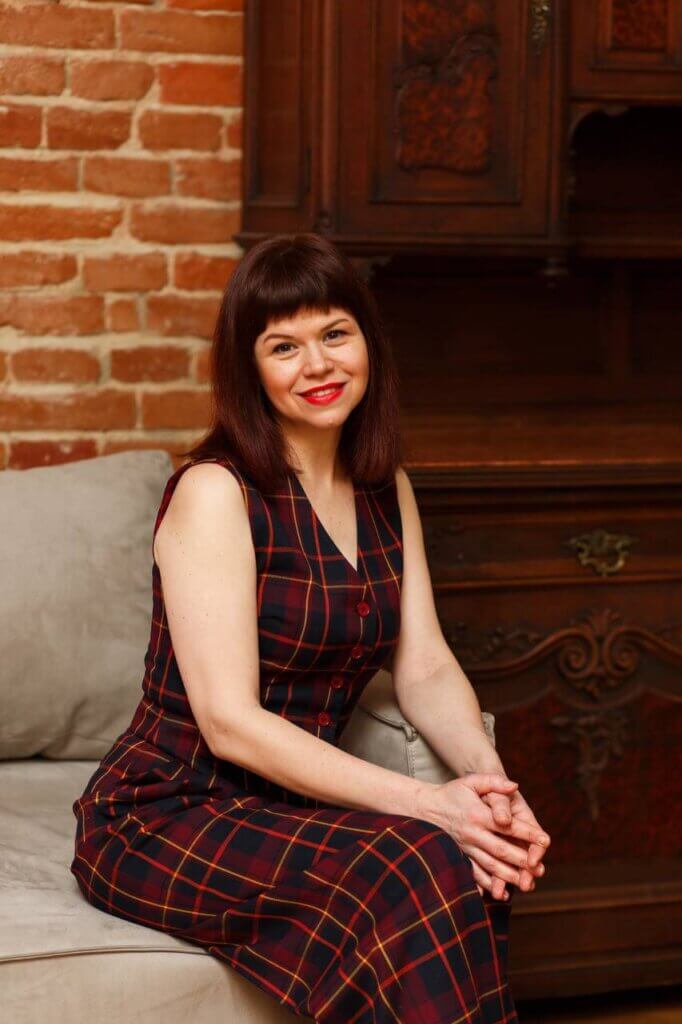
[298, 382, 346, 405]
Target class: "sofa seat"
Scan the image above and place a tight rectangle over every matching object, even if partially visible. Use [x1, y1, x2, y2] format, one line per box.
[0, 759, 306, 1024]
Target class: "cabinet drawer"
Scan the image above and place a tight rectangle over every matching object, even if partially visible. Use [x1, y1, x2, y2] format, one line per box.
[422, 506, 682, 584]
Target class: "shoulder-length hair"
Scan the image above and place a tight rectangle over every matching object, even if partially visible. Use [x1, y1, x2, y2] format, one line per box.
[180, 232, 404, 492]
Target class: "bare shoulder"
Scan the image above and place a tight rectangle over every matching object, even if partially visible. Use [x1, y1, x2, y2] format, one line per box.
[154, 461, 250, 567]
[172, 461, 246, 505]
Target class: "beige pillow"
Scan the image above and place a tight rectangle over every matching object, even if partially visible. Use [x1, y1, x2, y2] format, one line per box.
[0, 449, 174, 760]
[339, 668, 496, 783]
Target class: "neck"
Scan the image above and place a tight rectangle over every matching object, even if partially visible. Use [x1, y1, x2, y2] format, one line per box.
[282, 423, 345, 486]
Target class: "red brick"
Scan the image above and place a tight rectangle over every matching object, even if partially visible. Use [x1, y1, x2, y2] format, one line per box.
[83, 155, 170, 198]
[9, 439, 99, 470]
[0, 203, 121, 241]
[146, 293, 220, 339]
[0, 55, 64, 95]
[107, 298, 139, 332]
[120, 8, 241, 56]
[0, 251, 77, 288]
[224, 112, 242, 149]
[158, 61, 241, 106]
[0, 294, 104, 335]
[70, 58, 154, 101]
[141, 387, 211, 429]
[111, 345, 190, 382]
[0, 351, 7, 382]
[167, 0, 243, 10]
[85, 0, 154, 5]
[130, 202, 239, 244]
[194, 344, 211, 382]
[175, 156, 240, 200]
[0, 103, 41, 148]
[138, 108, 221, 151]
[12, 347, 100, 384]
[174, 251, 237, 290]
[0, 390, 135, 431]
[0, 156, 78, 192]
[47, 106, 131, 150]
[0, 5, 114, 50]
[83, 252, 167, 292]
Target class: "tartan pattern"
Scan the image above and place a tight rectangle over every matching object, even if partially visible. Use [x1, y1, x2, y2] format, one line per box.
[71, 456, 519, 1023]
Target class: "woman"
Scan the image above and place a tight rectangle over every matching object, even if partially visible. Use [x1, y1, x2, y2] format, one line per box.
[71, 233, 550, 1024]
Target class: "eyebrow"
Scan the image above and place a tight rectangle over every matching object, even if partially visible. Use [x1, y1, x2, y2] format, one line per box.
[261, 316, 351, 346]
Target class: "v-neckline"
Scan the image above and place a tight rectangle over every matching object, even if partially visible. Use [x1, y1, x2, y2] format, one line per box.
[291, 472, 362, 579]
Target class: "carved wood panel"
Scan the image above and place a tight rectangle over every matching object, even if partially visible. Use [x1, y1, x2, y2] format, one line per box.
[336, 0, 553, 237]
[571, 0, 682, 98]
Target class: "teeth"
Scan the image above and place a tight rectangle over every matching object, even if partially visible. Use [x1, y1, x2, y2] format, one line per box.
[306, 386, 340, 397]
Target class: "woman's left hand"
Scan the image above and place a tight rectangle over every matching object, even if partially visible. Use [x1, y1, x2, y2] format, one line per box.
[477, 787, 551, 900]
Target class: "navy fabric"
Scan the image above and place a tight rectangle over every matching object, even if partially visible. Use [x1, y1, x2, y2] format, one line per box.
[71, 456, 519, 1023]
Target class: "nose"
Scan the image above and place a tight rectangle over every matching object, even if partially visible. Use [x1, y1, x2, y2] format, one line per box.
[302, 340, 333, 374]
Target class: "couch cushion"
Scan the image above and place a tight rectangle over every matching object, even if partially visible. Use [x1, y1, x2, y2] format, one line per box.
[0, 759, 305, 1024]
[341, 668, 496, 783]
[0, 449, 174, 760]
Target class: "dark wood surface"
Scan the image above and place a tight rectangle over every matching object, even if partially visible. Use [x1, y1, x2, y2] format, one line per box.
[237, 0, 682, 999]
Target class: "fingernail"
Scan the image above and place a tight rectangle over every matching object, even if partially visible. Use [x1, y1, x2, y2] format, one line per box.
[539, 835, 550, 844]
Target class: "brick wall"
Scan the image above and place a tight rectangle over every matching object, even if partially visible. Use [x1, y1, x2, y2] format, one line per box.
[0, 0, 244, 469]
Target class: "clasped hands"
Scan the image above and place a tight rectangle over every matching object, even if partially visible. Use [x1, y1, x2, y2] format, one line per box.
[424, 773, 551, 901]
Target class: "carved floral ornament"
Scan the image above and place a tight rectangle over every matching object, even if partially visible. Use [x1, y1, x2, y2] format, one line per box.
[449, 609, 682, 820]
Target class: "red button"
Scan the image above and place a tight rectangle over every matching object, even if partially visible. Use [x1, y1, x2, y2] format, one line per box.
[351, 645, 364, 659]
[317, 711, 331, 727]
[331, 675, 344, 689]
[356, 601, 371, 617]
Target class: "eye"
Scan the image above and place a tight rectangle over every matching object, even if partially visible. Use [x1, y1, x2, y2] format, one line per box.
[326, 329, 346, 341]
[273, 342, 294, 354]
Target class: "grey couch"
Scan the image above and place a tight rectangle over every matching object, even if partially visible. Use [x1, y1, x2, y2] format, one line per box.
[0, 449, 495, 1024]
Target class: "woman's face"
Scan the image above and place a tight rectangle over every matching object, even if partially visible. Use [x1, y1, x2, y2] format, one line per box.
[253, 306, 369, 431]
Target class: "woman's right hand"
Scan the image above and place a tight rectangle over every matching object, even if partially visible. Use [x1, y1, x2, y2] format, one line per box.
[417, 773, 545, 898]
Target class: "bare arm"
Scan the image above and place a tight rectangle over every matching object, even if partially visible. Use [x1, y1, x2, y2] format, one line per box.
[391, 467, 506, 778]
[154, 463, 429, 819]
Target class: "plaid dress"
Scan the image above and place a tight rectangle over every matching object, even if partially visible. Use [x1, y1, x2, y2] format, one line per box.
[71, 456, 519, 1024]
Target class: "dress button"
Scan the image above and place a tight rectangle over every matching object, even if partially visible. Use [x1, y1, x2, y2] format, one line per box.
[351, 645, 364, 659]
[317, 711, 331, 727]
[356, 600, 371, 617]
[331, 675, 344, 689]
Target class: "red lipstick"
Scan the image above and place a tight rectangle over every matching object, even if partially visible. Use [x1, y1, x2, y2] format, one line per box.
[298, 382, 346, 405]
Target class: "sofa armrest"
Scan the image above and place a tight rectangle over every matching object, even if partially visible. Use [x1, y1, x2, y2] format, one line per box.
[337, 668, 496, 786]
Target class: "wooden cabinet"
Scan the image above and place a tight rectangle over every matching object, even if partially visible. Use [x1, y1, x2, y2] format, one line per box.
[237, 0, 682, 1000]
[408, 413, 682, 998]
[335, 0, 553, 240]
[239, 0, 556, 250]
[570, 0, 682, 99]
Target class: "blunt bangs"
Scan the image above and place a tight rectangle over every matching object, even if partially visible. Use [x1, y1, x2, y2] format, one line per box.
[181, 233, 403, 491]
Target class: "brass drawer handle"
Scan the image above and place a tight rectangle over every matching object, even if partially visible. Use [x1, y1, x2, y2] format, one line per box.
[530, 0, 552, 55]
[563, 528, 638, 577]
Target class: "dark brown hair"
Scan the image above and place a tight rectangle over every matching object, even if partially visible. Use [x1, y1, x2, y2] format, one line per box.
[180, 232, 403, 491]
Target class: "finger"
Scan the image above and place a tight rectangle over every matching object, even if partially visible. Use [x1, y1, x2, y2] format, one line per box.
[467, 856, 491, 897]
[466, 844, 523, 887]
[468, 827, 531, 872]
[508, 796, 552, 848]
[491, 875, 508, 901]
[463, 774, 518, 797]
[490, 828, 548, 877]
[486, 792, 512, 826]
[467, 858, 510, 901]
[483, 808, 551, 854]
